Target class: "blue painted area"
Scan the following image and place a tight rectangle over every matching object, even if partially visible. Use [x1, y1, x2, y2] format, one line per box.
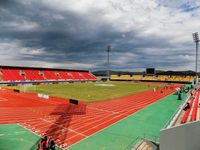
[179, 3, 200, 12]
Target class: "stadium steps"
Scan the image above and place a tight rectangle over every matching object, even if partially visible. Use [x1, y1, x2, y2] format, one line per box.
[190, 91, 199, 121]
[187, 98, 195, 122]
[181, 96, 194, 123]
[174, 111, 185, 126]
[134, 139, 157, 150]
[181, 90, 199, 124]
[187, 91, 199, 122]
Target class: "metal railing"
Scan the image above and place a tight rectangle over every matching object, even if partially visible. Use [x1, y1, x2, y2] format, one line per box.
[163, 91, 191, 128]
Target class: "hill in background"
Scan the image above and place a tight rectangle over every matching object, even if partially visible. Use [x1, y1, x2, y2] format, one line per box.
[92, 70, 196, 76]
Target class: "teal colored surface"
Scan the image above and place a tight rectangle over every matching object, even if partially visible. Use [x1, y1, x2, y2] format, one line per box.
[0, 124, 61, 150]
[68, 92, 187, 150]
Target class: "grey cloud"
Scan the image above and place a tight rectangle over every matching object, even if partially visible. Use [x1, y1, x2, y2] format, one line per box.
[0, 0, 198, 71]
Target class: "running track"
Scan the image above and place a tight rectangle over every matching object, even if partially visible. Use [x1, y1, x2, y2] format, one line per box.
[0, 84, 180, 149]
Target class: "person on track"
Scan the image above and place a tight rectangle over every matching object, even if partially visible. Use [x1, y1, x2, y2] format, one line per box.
[44, 136, 50, 150]
[38, 138, 45, 150]
[49, 140, 56, 150]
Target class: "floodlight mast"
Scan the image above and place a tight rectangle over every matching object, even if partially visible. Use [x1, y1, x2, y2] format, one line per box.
[192, 32, 199, 86]
[107, 45, 111, 80]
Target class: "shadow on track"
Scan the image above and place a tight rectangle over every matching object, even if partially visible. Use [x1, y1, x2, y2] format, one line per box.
[30, 102, 87, 150]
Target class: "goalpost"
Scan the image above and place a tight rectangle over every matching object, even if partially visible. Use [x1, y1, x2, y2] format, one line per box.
[19, 83, 37, 92]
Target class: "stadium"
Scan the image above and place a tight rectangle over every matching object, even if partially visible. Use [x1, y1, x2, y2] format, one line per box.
[0, 65, 199, 150]
[0, 1, 200, 150]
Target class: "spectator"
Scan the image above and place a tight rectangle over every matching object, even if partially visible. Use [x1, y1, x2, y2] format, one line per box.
[190, 91, 193, 98]
[49, 140, 56, 150]
[183, 102, 190, 111]
[38, 138, 45, 150]
[44, 136, 50, 150]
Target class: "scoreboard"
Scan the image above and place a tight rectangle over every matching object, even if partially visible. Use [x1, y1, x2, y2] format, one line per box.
[146, 68, 155, 75]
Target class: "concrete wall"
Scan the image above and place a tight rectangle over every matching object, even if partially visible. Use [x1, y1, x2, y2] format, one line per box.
[160, 121, 200, 150]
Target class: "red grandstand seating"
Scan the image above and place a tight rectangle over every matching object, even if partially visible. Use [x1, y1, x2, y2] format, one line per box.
[190, 91, 199, 121]
[23, 70, 45, 80]
[70, 71, 85, 80]
[32, 70, 45, 80]
[57, 71, 73, 80]
[82, 72, 97, 80]
[181, 96, 195, 124]
[0, 66, 97, 82]
[43, 70, 60, 80]
[2, 69, 25, 81]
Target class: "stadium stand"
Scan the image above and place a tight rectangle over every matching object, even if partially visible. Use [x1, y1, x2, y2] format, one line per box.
[81, 72, 97, 80]
[110, 74, 194, 83]
[132, 75, 143, 80]
[43, 70, 60, 80]
[181, 101, 192, 123]
[1, 68, 25, 81]
[157, 75, 169, 81]
[181, 92, 196, 124]
[70, 71, 85, 80]
[0, 66, 97, 82]
[109, 75, 143, 80]
[142, 75, 157, 80]
[23, 70, 45, 80]
[109, 75, 121, 80]
[190, 91, 199, 121]
[119, 75, 131, 80]
[56, 71, 73, 80]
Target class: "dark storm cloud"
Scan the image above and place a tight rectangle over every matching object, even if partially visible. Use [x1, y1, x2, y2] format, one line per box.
[0, 0, 197, 70]
[0, 0, 123, 64]
[0, 0, 12, 5]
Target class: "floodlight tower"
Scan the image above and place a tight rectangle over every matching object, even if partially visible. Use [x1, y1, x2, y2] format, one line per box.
[192, 32, 200, 86]
[107, 45, 111, 80]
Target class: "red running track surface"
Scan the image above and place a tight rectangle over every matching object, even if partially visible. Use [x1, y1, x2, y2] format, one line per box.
[0, 84, 180, 149]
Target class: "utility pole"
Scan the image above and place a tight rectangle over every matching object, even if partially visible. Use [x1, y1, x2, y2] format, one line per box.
[192, 32, 199, 86]
[107, 45, 111, 81]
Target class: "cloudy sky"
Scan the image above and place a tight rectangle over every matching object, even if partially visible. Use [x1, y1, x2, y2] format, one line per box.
[0, 0, 200, 71]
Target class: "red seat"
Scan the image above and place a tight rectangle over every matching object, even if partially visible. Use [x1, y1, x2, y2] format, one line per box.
[2, 69, 25, 81]
[181, 97, 194, 123]
[190, 91, 199, 121]
[43, 70, 60, 80]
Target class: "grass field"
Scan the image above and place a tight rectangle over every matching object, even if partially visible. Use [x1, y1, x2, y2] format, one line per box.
[7, 81, 164, 102]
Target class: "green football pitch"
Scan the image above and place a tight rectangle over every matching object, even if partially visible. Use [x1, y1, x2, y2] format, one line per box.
[8, 82, 164, 102]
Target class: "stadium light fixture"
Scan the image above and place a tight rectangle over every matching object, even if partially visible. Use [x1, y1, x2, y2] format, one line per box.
[107, 45, 111, 80]
[192, 32, 200, 85]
